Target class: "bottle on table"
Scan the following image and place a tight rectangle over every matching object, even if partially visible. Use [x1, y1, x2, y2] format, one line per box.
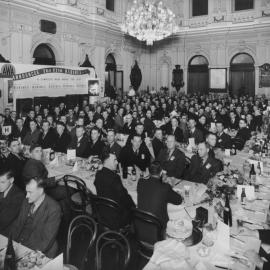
[4, 235, 16, 270]
[223, 194, 232, 227]
[49, 150, 55, 161]
[249, 164, 256, 185]
[241, 187, 246, 205]
[131, 166, 137, 181]
[257, 161, 262, 176]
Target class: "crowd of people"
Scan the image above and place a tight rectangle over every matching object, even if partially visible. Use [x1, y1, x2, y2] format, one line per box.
[0, 91, 270, 269]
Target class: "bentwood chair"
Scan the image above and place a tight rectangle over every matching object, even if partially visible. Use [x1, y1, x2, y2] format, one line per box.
[131, 208, 165, 260]
[63, 175, 89, 215]
[66, 215, 97, 270]
[95, 230, 131, 270]
[91, 195, 131, 234]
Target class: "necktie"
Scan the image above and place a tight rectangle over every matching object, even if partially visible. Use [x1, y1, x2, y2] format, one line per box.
[29, 203, 35, 215]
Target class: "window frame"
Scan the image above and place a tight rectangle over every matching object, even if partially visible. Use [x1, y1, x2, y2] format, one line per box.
[190, 0, 209, 18]
[232, 0, 254, 12]
[106, 0, 115, 12]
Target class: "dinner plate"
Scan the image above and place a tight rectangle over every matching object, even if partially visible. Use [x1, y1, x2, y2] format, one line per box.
[166, 219, 193, 239]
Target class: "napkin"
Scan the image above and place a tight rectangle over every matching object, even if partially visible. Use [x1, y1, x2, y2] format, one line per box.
[41, 253, 63, 270]
[67, 149, 76, 160]
[215, 220, 230, 252]
[49, 157, 59, 166]
[149, 239, 186, 265]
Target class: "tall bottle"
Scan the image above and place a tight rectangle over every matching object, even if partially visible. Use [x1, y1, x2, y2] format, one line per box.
[241, 187, 246, 205]
[257, 162, 262, 176]
[249, 164, 256, 185]
[4, 235, 16, 270]
[223, 194, 232, 227]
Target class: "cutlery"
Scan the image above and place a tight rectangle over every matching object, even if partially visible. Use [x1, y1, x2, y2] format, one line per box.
[214, 265, 228, 269]
[15, 251, 31, 263]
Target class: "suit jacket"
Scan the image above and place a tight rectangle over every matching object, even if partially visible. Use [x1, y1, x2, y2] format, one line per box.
[119, 143, 151, 171]
[236, 127, 251, 142]
[216, 132, 232, 149]
[189, 128, 204, 145]
[11, 195, 61, 258]
[69, 135, 91, 158]
[39, 128, 57, 149]
[143, 118, 156, 137]
[0, 185, 25, 236]
[89, 139, 105, 158]
[122, 122, 135, 135]
[186, 155, 221, 184]
[228, 118, 239, 130]
[247, 119, 256, 132]
[103, 142, 122, 160]
[137, 177, 182, 227]
[94, 167, 135, 228]
[6, 153, 27, 190]
[22, 129, 41, 146]
[11, 126, 28, 141]
[53, 132, 71, 153]
[167, 126, 184, 143]
[152, 137, 165, 158]
[114, 115, 124, 133]
[258, 230, 270, 270]
[157, 148, 186, 179]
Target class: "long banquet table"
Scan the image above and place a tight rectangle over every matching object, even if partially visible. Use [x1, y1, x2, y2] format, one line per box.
[47, 148, 270, 270]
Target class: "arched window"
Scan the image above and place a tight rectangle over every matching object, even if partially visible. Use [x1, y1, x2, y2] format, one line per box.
[230, 53, 254, 65]
[230, 53, 255, 96]
[33, 44, 56, 65]
[188, 55, 209, 94]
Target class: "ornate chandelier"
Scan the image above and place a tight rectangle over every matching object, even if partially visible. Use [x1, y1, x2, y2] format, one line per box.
[121, 0, 178, 46]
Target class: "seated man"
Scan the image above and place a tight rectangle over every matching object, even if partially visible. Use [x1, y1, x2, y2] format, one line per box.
[157, 135, 186, 179]
[6, 137, 27, 190]
[103, 129, 122, 160]
[39, 120, 56, 149]
[188, 117, 204, 145]
[22, 119, 41, 146]
[69, 125, 91, 158]
[137, 162, 182, 229]
[94, 151, 135, 229]
[53, 121, 71, 153]
[186, 142, 221, 184]
[0, 167, 25, 236]
[11, 177, 61, 258]
[119, 134, 151, 173]
[234, 119, 251, 149]
[205, 133, 217, 159]
[89, 127, 105, 158]
[152, 128, 165, 158]
[216, 122, 231, 149]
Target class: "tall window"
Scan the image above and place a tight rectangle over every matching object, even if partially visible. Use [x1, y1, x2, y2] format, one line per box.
[234, 0, 253, 11]
[192, 0, 208, 17]
[106, 0, 114, 11]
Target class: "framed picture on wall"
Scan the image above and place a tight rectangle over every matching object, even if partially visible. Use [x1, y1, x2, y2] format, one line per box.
[209, 68, 227, 92]
[88, 79, 100, 96]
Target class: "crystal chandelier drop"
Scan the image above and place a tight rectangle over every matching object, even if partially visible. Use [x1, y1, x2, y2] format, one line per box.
[121, 0, 178, 46]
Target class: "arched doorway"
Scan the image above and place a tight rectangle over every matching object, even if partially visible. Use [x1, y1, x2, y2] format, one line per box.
[33, 43, 56, 65]
[230, 53, 255, 96]
[188, 55, 209, 95]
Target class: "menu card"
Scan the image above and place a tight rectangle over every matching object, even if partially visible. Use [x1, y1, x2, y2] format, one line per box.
[67, 149, 76, 160]
[41, 253, 63, 270]
[216, 220, 230, 252]
[224, 149, 231, 157]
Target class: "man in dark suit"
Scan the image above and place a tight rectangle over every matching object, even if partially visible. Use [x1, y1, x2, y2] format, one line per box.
[89, 127, 105, 158]
[11, 177, 61, 258]
[137, 162, 182, 228]
[166, 117, 184, 143]
[122, 113, 135, 135]
[157, 135, 186, 179]
[103, 129, 122, 160]
[152, 128, 165, 158]
[216, 122, 231, 149]
[69, 125, 90, 158]
[188, 118, 204, 145]
[0, 167, 25, 236]
[53, 122, 71, 153]
[22, 120, 41, 146]
[119, 134, 151, 172]
[6, 138, 27, 190]
[235, 119, 251, 143]
[94, 151, 135, 229]
[39, 120, 56, 149]
[11, 118, 28, 141]
[186, 142, 221, 184]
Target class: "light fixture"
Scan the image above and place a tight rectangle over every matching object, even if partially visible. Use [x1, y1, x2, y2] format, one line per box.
[121, 0, 178, 46]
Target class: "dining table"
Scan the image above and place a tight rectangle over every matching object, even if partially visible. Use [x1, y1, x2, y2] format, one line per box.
[45, 137, 270, 270]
